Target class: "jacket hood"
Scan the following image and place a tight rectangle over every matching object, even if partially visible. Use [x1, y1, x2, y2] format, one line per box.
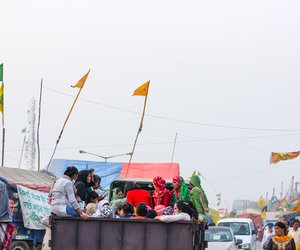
[190, 174, 201, 188]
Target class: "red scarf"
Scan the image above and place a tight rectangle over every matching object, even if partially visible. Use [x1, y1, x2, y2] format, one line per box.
[173, 176, 182, 199]
[153, 176, 168, 206]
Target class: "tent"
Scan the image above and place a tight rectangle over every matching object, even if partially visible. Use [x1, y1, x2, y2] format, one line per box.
[292, 202, 300, 212]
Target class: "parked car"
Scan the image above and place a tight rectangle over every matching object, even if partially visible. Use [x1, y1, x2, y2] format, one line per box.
[217, 218, 257, 250]
[205, 226, 241, 250]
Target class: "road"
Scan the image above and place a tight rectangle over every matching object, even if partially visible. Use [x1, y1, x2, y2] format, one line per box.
[256, 241, 262, 249]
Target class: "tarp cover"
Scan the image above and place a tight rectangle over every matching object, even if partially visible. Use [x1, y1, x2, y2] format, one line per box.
[0, 166, 55, 192]
[120, 163, 180, 180]
[47, 160, 180, 188]
[48, 159, 123, 189]
[237, 213, 261, 229]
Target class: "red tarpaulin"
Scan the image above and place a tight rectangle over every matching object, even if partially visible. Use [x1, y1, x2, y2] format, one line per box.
[120, 163, 180, 180]
[237, 213, 261, 229]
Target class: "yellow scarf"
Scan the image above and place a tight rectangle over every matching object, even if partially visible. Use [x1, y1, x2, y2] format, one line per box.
[273, 235, 292, 243]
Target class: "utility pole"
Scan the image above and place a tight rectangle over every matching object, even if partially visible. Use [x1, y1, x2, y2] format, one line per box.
[272, 188, 275, 212]
[171, 133, 177, 163]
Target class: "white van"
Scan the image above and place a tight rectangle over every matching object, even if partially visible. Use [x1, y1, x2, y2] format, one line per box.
[217, 218, 257, 250]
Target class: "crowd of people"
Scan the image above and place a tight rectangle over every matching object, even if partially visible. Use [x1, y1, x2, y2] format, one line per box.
[261, 219, 300, 250]
[49, 166, 209, 223]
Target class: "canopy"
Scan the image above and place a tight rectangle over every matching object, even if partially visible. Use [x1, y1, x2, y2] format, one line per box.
[120, 163, 180, 180]
[0, 166, 55, 192]
[292, 202, 300, 212]
[47, 159, 180, 188]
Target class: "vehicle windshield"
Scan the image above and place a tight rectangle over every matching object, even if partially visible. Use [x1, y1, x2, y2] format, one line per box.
[205, 228, 233, 242]
[218, 222, 250, 235]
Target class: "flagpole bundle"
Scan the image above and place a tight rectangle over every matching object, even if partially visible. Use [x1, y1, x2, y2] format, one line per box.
[126, 80, 150, 177]
[0, 63, 5, 167]
[18, 128, 27, 169]
[37, 79, 43, 171]
[46, 70, 90, 170]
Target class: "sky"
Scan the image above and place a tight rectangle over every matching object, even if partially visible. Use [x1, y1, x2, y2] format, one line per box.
[1, 0, 300, 209]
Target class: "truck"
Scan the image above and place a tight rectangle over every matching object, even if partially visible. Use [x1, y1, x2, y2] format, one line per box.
[0, 166, 54, 250]
[50, 216, 207, 250]
[46, 160, 207, 249]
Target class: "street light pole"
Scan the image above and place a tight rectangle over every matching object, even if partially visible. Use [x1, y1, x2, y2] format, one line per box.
[79, 150, 132, 162]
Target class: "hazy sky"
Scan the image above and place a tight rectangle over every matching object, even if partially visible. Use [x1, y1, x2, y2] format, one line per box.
[1, 0, 300, 209]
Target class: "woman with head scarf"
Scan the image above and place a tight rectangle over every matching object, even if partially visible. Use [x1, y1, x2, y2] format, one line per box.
[75, 169, 94, 204]
[171, 176, 190, 206]
[50, 166, 88, 220]
[152, 176, 171, 207]
[189, 172, 209, 220]
[267, 221, 296, 249]
[155, 200, 194, 223]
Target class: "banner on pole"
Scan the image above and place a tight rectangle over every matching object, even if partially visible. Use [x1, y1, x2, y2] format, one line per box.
[17, 185, 51, 229]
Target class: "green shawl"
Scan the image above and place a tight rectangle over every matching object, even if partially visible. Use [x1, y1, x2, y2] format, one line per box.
[190, 174, 209, 216]
[172, 177, 190, 206]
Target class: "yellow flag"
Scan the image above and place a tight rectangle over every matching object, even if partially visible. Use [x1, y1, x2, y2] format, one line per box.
[261, 209, 266, 219]
[71, 70, 90, 89]
[261, 206, 267, 219]
[258, 198, 265, 207]
[133, 80, 150, 96]
[0, 83, 4, 114]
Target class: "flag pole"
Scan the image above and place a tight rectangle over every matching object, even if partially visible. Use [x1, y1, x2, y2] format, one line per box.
[171, 133, 177, 163]
[18, 130, 26, 169]
[37, 79, 43, 171]
[1, 124, 4, 167]
[1, 85, 4, 167]
[46, 86, 83, 170]
[0, 64, 4, 167]
[126, 88, 149, 177]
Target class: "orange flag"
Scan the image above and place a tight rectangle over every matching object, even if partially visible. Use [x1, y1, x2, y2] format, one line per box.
[71, 70, 90, 89]
[270, 151, 300, 164]
[133, 80, 150, 96]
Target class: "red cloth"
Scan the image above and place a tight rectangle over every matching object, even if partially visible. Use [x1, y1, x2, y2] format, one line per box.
[9, 200, 14, 216]
[131, 216, 146, 220]
[173, 176, 181, 183]
[153, 190, 171, 207]
[1, 223, 16, 250]
[153, 176, 171, 207]
[126, 189, 153, 208]
[172, 176, 182, 200]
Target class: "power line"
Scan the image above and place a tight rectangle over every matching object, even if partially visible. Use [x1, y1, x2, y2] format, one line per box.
[5, 132, 300, 153]
[43, 86, 300, 132]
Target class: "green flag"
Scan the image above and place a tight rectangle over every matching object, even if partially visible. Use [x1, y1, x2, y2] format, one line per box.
[0, 64, 3, 82]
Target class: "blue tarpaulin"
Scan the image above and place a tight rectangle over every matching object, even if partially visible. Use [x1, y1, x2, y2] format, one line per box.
[47, 159, 123, 189]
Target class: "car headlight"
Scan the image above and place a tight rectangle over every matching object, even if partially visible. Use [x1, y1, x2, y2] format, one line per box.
[241, 243, 251, 249]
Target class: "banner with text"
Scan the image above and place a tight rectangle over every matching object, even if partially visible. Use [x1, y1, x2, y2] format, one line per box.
[17, 185, 51, 229]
